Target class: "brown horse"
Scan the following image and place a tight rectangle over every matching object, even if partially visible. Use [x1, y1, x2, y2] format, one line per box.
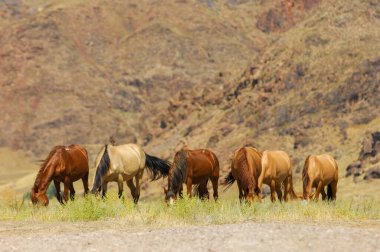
[224, 146, 262, 202]
[302, 154, 338, 201]
[258, 150, 298, 202]
[30, 145, 89, 206]
[164, 149, 219, 204]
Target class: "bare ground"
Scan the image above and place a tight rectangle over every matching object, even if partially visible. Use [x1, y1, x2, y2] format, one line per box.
[0, 221, 379, 252]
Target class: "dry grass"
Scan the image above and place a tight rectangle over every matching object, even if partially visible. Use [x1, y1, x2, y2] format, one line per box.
[0, 193, 379, 227]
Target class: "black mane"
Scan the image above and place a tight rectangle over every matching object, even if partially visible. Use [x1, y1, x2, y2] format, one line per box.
[91, 145, 110, 193]
[168, 150, 188, 196]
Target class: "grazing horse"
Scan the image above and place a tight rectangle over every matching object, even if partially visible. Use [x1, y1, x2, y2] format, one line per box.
[90, 144, 170, 203]
[258, 150, 298, 202]
[302, 154, 338, 201]
[165, 149, 219, 204]
[30, 145, 89, 206]
[224, 146, 262, 202]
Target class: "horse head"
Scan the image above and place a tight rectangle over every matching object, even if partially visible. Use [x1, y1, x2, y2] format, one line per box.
[30, 189, 49, 206]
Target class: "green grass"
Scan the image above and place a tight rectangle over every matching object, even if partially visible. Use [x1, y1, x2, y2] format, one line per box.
[1, 193, 379, 227]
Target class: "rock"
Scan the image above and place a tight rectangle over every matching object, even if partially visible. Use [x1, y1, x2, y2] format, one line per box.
[364, 166, 380, 180]
[346, 161, 362, 177]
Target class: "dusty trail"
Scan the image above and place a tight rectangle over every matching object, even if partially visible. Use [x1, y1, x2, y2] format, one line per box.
[0, 221, 379, 252]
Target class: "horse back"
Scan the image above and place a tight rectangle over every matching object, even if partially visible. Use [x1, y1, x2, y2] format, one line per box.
[186, 149, 219, 178]
[315, 154, 338, 181]
[60, 145, 89, 179]
[261, 150, 290, 180]
[108, 144, 145, 175]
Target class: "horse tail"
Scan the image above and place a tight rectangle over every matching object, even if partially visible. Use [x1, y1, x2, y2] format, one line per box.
[223, 171, 235, 191]
[145, 153, 171, 180]
[327, 184, 333, 201]
[91, 145, 110, 193]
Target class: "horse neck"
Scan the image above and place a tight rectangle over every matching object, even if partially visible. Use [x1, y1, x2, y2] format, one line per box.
[302, 156, 311, 186]
[33, 161, 56, 194]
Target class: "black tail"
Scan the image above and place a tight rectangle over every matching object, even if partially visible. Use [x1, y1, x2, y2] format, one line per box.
[91, 145, 110, 193]
[145, 153, 171, 180]
[327, 184, 333, 201]
[223, 171, 235, 192]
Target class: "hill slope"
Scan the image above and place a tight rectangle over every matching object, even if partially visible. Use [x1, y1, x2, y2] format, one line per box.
[0, 0, 379, 197]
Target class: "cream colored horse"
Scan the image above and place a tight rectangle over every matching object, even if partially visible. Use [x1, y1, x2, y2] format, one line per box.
[302, 154, 338, 201]
[258, 150, 298, 202]
[91, 144, 170, 203]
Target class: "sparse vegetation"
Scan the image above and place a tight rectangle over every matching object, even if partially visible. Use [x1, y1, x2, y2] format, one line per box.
[1, 193, 379, 225]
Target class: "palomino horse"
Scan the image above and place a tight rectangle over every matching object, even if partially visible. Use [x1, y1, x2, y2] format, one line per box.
[31, 145, 89, 206]
[302, 154, 338, 201]
[224, 146, 262, 202]
[258, 150, 298, 202]
[165, 149, 219, 204]
[90, 144, 170, 203]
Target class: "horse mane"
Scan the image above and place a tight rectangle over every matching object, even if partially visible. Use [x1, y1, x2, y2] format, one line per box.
[32, 146, 64, 192]
[169, 150, 188, 194]
[237, 148, 254, 192]
[302, 155, 311, 187]
[91, 145, 111, 192]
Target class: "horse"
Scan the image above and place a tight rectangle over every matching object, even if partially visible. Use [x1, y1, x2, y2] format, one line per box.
[164, 149, 219, 204]
[90, 143, 170, 203]
[30, 145, 89, 206]
[302, 154, 338, 201]
[224, 146, 262, 202]
[257, 150, 299, 202]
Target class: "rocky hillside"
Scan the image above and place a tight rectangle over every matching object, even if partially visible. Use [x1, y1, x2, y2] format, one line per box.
[0, 0, 379, 196]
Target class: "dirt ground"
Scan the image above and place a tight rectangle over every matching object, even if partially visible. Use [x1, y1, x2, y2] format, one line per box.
[0, 221, 379, 252]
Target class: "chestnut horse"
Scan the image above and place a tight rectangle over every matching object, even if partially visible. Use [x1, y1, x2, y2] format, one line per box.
[165, 149, 219, 204]
[302, 154, 338, 201]
[30, 145, 89, 206]
[258, 150, 298, 202]
[91, 144, 170, 203]
[224, 146, 262, 202]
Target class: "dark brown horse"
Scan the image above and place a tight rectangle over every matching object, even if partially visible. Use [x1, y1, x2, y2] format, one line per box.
[164, 149, 219, 204]
[224, 146, 262, 202]
[30, 145, 89, 206]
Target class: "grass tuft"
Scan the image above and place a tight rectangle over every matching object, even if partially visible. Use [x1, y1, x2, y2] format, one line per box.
[0, 193, 379, 227]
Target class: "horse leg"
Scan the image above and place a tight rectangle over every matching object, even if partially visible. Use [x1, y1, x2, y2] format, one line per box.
[198, 180, 209, 200]
[82, 172, 89, 195]
[126, 179, 137, 203]
[314, 181, 323, 202]
[321, 188, 327, 200]
[179, 184, 184, 198]
[63, 180, 70, 203]
[237, 180, 244, 202]
[133, 170, 144, 204]
[211, 176, 219, 201]
[330, 180, 338, 201]
[283, 177, 289, 202]
[117, 174, 124, 199]
[186, 178, 193, 198]
[54, 180, 63, 204]
[270, 180, 276, 202]
[275, 183, 283, 202]
[101, 182, 108, 198]
[69, 182, 75, 201]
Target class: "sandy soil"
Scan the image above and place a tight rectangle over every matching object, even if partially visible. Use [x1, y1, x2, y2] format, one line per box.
[0, 221, 379, 252]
